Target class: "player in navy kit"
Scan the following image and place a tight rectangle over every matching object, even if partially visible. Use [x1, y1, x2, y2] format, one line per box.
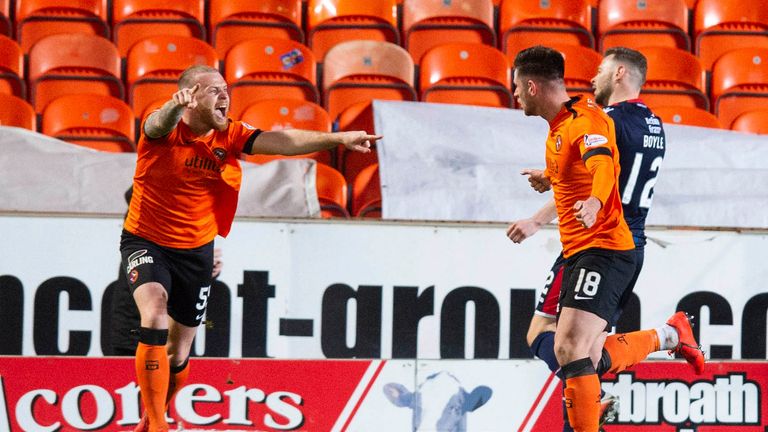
[508, 47, 702, 430]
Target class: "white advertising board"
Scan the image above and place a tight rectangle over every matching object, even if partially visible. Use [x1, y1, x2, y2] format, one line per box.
[0, 215, 766, 360]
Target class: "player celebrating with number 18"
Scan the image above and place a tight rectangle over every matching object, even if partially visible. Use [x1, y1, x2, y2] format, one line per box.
[509, 47, 704, 431]
[120, 65, 381, 432]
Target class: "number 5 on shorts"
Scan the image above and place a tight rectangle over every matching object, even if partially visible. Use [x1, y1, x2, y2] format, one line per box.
[195, 285, 211, 321]
[196, 285, 211, 311]
[574, 268, 601, 299]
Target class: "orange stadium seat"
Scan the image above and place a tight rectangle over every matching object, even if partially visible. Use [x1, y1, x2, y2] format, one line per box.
[730, 109, 768, 134]
[0, 0, 9, 36]
[315, 163, 350, 218]
[28, 33, 123, 113]
[711, 48, 768, 129]
[323, 40, 416, 120]
[499, 0, 593, 60]
[0, 94, 36, 130]
[126, 35, 218, 117]
[42, 94, 135, 152]
[240, 98, 332, 165]
[639, 46, 708, 110]
[352, 163, 381, 218]
[402, 0, 495, 63]
[240, 98, 330, 130]
[653, 106, 722, 129]
[15, 0, 109, 52]
[112, 0, 206, 57]
[420, 43, 512, 107]
[209, 0, 303, 58]
[224, 38, 318, 120]
[554, 44, 602, 95]
[598, 0, 690, 52]
[306, 0, 399, 62]
[0, 35, 24, 98]
[336, 101, 378, 183]
[694, 0, 768, 71]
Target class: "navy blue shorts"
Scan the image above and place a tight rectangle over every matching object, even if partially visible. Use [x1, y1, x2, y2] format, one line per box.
[119, 230, 213, 327]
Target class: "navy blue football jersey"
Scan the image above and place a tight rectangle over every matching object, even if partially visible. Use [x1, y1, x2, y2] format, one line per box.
[604, 100, 666, 247]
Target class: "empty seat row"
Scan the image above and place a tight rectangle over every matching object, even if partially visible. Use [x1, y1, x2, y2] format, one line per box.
[0, 93, 134, 152]
[1, 0, 766, 70]
[4, 31, 766, 131]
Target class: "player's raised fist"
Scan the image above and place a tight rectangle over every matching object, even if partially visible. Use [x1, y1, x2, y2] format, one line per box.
[173, 83, 200, 109]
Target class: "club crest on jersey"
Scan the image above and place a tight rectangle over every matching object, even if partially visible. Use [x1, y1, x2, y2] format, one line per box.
[213, 147, 227, 161]
[583, 134, 608, 148]
[129, 269, 139, 284]
[241, 121, 255, 130]
[555, 135, 562, 151]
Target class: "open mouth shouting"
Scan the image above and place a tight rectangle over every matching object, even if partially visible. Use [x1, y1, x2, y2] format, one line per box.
[212, 103, 229, 125]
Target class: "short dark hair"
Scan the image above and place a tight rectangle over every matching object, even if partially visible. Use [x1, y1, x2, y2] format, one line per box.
[513, 46, 565, 82]
[604, 47, 647, 85]
[178, 65, 220, 89]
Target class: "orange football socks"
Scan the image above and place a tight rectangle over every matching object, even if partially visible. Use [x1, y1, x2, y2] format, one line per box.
[562, 358, 601, 432]
[167, 359, 190, 407]
[602, 329, 660, 374]
[136, 328, 170, 432]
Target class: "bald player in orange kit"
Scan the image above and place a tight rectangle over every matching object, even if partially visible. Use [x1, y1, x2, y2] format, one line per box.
[120, 65, 380, 432]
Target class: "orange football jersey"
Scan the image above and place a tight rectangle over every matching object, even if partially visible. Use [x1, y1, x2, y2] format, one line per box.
[124, 118, 257, 248]
[544, 96, 635, 258]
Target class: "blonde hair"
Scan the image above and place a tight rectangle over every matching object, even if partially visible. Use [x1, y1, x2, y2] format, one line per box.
[178, 65, 220, 89]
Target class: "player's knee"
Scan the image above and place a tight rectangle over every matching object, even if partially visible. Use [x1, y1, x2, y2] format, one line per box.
[134, 283, 168, 311]
[527, 317, 556, 347]
[527, 326, 542, 348]
[554, 341, 571, 365]
[554, 337, 589, 365]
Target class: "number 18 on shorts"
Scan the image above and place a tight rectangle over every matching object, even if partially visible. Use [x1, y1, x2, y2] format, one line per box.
[559, 248, 637, 326]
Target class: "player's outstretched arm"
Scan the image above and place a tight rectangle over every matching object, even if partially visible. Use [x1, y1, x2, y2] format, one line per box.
[506, 199, 558, 243]
[248, 129, 382, 156]
[144, 83, 200, 139]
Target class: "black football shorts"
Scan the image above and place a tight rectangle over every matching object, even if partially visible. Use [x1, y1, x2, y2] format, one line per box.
[120, 230, 213, 327]
[559, 247, 637, 327]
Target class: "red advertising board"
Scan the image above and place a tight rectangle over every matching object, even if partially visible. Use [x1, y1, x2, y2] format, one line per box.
[0, 357, 378, 431]
[0, 357, 766, 431]
[528, 362, 768, 431]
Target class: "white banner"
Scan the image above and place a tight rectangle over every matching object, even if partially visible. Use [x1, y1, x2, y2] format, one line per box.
[374, 100, 768, 228]
[1, 215, 765, 360]
[0, 126, 320, 217]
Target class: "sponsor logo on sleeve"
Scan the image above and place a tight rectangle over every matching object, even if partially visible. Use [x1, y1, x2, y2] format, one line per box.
[583, 134, 609, 148]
